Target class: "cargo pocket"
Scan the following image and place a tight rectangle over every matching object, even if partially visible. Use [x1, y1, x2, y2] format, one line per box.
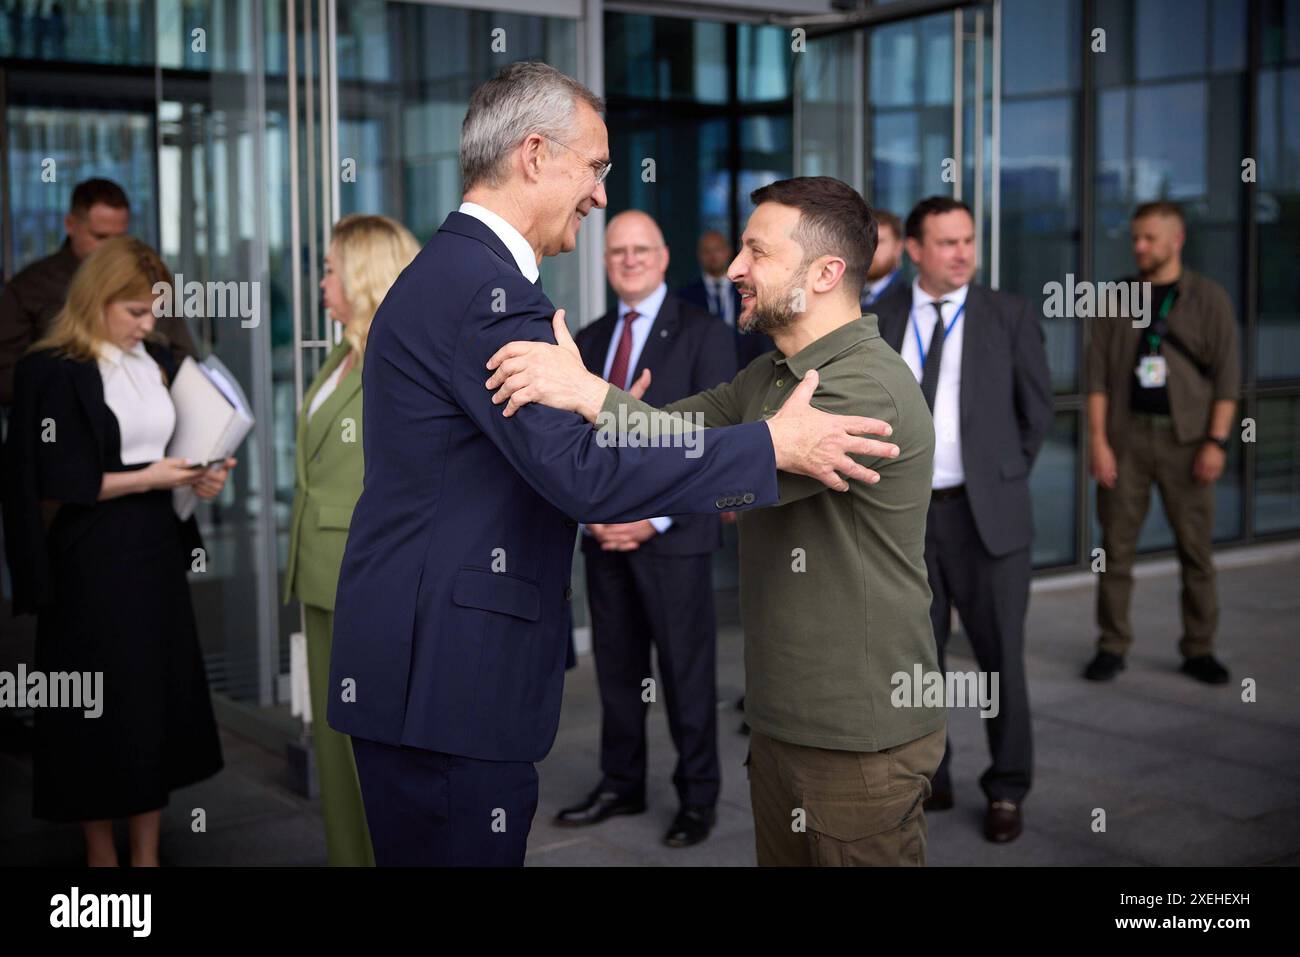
[804, 787, 927, 866]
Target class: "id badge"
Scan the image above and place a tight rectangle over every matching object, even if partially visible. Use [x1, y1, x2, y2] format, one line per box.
[1136, 354, 1168, 388]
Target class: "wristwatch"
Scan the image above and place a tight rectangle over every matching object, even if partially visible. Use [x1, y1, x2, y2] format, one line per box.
[1206, 435, 1230, 451]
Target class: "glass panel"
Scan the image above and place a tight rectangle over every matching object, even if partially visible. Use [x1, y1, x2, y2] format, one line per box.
[1255, 396, 1300, 533]
[736, 115, 793, 226]
[1003, 0, 1078, 96]
[1136, 0, 1208, 81]
[4, 107, 159, 272]
[1000, 96, 1078, 393]
[1031, 412, 1079, 568]
[155, 0, 285, 704]
[0, 0, 155, 65]
[605, 12, 726, 105]
[737, 23, 792, 103]
[799, 32, 856, 182]
[1257, 66, 1300, 380]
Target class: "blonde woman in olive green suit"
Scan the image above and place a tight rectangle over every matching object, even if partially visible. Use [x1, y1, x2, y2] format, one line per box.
[284, 214, 420, 866]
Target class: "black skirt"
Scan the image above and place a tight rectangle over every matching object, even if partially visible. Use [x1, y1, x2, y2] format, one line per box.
[32, 486, 223, 822]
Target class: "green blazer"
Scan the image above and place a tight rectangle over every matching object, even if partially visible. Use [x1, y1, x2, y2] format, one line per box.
[283, 342, 365, 610]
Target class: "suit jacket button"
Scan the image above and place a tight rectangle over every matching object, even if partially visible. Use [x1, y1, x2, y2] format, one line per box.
[742, 492, 755, 504]
[563, 586, 573, 601]
[715, 498, 726, 509]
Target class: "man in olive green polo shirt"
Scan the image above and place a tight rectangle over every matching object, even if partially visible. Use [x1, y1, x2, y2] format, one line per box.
[485, 176, 946, 866]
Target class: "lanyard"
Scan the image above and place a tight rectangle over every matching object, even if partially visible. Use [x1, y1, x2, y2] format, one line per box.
[1146, 286, 1178, 353]
[910, 300, 966, 370]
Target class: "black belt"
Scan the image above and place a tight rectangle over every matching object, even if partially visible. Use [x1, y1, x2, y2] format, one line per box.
[930, 484, 966, 502]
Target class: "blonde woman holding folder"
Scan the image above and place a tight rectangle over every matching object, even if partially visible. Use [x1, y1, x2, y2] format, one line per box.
[1, 237, 233, 866]
[284, 214, 419, 867]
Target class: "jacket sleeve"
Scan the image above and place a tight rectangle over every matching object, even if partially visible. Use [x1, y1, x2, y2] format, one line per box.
[1012, 297, 1054, 466]
[449, 273, 778, 523]
[1, 355, 103, 612]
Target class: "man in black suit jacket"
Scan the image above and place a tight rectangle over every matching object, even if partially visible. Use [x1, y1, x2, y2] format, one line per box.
[874, 196, 1052, 844]
[555, 211, 736, 847]
[677, 229, 774, 368]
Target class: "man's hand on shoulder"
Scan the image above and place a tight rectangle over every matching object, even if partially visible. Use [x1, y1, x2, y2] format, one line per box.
[485, 309, 608, 420]
[767, 370, 899, 491]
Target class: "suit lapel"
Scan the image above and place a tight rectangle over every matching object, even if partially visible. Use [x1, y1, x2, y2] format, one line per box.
[582, 312, 617, 378]
[958, 286, 980, 435]
[879, 287, 912, 353]
[302, 344, 360, 465]
[633, 296, 679, 382]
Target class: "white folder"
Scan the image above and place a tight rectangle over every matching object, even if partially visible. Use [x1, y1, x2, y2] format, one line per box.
[166, 355, 255, 520]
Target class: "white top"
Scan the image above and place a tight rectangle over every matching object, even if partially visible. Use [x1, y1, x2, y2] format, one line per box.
[97, 341, 176, 466]
[901, 278, 968, 489]
[701, 274, 736, 327]
[458, 201, 540, 283]
[307, 356, 351, 421]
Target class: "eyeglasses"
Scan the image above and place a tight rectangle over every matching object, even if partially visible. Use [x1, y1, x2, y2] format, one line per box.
[542, 135, 612, 186]
[605, 245, 663, 262]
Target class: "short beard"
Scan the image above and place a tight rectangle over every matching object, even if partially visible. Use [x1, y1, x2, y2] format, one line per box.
[744, 266, 809, 337]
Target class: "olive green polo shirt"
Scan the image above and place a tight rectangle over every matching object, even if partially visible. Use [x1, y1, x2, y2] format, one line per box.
[600, 314, 945, 752]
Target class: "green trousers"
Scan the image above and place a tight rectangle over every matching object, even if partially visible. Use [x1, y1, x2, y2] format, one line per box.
[304, 603, 375, 866]
[1096, 414, 1218, 658]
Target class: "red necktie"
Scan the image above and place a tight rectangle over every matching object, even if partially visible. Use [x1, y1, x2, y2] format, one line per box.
[606, 310, 638, 389]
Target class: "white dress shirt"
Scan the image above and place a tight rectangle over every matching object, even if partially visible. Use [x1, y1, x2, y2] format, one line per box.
[702, 274, 736, 327]
[97, 341, 176, 466]
[900, 278, 968, 489]
[458, 201, 540, 283]
[591, 281, 672, 536]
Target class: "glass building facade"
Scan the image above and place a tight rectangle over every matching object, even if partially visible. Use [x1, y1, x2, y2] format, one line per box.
[2, 0, 1297, 730]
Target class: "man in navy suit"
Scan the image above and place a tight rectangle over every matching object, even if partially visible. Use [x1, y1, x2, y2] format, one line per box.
[873, 196, 1052, 843]
[677, 230, 774, 368]
[328, 62, 899, 867]
[553, 210, 735, 847]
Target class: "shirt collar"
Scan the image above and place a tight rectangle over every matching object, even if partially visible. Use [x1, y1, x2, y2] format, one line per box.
[96, 339, 149, 367]
[777, 315, 880, 379]
[912, 277, 969, 312]
[618, 282, 668, 322]
[458, 201, 540, 283]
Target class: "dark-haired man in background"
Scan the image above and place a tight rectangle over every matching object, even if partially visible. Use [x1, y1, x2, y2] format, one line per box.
[0, 178, 196, 406]
[488, 176, 947, 866]
[874, 195, 1052, 844]
[860, 209, 904, 309]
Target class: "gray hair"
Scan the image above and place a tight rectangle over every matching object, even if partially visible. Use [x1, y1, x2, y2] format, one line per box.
[460, 62, 604, 192]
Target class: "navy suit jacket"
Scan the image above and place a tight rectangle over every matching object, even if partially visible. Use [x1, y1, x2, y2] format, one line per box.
[873, 281, 1053, 557]
[576, 293, 737, 557]
[676, 277, 774, 368]
[328, 212, 778, 763]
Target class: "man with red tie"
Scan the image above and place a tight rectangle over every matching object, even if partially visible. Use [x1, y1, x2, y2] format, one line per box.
[553, 210, 737, 847]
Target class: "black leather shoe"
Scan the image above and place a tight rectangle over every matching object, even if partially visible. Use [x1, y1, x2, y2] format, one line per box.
[1084, 650, 1126, 681]
[984, 800, 1022, 843]
[663, 806, 715, 847]
[1181, 654, 1230, 685]
[554, 789, 646, 827]
[923, 789, 954, 812]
